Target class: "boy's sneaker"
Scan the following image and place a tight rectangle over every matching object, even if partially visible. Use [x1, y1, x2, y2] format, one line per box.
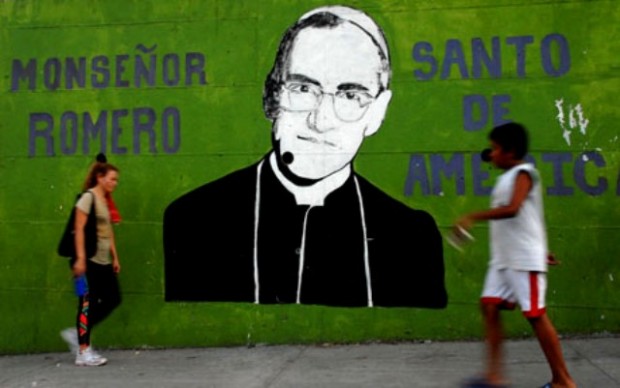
[60, 328, 79, 355]
[75, 347, 108, 366]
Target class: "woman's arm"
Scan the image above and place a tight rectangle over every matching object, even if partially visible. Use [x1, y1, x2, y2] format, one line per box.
[109, 226, 121, 273]
[73, 208, 89, 277]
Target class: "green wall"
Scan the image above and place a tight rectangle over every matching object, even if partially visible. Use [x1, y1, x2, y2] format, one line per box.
[1, 0, 618, 354]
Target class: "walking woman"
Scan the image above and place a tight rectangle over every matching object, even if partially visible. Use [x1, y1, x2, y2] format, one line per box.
[60, 154, 122, 366]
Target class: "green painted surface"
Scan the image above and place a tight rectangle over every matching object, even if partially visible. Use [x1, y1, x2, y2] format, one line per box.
[0, 0, 618, 353]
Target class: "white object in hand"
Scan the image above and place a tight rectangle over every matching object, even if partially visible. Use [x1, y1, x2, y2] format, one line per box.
[446, 226, 475, 252]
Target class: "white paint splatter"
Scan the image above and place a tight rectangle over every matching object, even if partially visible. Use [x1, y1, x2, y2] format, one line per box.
[582, 154, 589, 162]
[555, 99, 565, 126]
[574, 104, 589, 134]
[554, 99, 590, 146]
[562, 130, 571, 146]
[569, 105, 577, 129]
[610, 273, 615, 282]
[555, 99, 571, 146]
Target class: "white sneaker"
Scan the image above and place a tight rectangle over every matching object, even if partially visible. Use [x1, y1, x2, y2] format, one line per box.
[75, 347, 108, 366]
[60, 328, 79, 355]
[90, 347, 104, 359]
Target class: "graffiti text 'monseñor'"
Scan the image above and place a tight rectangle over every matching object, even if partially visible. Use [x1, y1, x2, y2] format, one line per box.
[10, 45, 207, 91]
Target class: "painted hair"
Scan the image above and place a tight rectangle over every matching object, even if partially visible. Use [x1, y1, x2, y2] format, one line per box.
[489, 122, 529, 160]
[82, 153, 119, 191]
[263, 6, 391, 120]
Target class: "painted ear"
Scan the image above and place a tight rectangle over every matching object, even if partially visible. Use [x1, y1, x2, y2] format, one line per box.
[363, 90, 392, 137]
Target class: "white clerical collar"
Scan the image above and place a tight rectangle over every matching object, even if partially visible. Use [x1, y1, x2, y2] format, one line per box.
[268, 152, 351, 206]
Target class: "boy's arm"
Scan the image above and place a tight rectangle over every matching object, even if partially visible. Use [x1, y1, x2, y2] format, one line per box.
[456, 171, 533, 230]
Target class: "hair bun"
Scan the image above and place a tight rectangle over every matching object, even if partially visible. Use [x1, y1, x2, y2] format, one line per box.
[96, 153, 107, 163]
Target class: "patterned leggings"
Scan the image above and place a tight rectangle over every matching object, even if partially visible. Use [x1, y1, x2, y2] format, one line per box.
[76, 261, 122, 346]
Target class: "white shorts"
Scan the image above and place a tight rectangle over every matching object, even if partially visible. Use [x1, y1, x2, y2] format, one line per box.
[481, 266, 547, 318]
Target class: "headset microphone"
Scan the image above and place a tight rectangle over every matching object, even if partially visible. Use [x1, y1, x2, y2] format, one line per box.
[480, 148, 492, 162]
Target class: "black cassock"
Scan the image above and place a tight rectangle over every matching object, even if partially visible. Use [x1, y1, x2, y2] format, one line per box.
[164, 157, 447, 308]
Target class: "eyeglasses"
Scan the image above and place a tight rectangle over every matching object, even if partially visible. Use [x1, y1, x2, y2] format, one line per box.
[279, 82, 377, 122]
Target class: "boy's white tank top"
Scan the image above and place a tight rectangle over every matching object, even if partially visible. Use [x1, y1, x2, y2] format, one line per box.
[490, 163, 548, 272]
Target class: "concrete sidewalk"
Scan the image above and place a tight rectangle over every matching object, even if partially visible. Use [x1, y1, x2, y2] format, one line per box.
[1, 336, 618, 388]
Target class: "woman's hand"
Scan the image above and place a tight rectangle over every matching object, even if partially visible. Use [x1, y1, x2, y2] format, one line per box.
[112, 257, 121, 274]
[72, 258, 87, 277]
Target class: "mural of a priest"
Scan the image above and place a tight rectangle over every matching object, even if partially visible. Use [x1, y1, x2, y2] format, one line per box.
[164, 5, 447, 308]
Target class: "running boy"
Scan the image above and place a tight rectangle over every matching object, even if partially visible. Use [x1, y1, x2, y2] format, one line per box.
[456, 122, 576, 388]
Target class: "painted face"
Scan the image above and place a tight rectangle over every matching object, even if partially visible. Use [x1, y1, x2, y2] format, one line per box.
[272, 23, 391, 180]
[98, 170, 119, 194]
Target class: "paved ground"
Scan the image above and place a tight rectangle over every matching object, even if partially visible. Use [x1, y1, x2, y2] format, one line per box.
[1, 335, 618, 388]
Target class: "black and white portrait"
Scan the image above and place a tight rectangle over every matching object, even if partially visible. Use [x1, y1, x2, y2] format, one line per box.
[163, 5, 447, 308]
